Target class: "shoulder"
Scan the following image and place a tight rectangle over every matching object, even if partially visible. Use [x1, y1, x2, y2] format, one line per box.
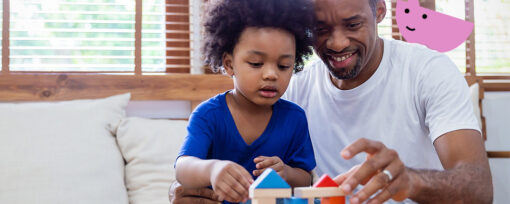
[284, 59, 325, 102]
[384, 38, 458, 79]
[191, 92, 227, 118]
[275, 99, 307, 119]
[294, 59, 325, 80]
[386, 38, 450, 66]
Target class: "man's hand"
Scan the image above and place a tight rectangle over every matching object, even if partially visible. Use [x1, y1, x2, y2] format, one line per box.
[252, 156, 288, 180]
[169, 181, 221, 204]
[334, 138, 414, 204]
[210, 160, 253, 203]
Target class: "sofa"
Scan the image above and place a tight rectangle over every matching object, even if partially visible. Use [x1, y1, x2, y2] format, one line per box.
[0, 93, 187, 204]
[0, 79, 485, 204]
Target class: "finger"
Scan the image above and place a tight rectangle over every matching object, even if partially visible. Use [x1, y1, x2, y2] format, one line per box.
[266, 161, 285, 173]
[351, 159, 403, 204]
[366, 174, 407, 204]
[253, 156, 269, 163]
[341, 138, 384, 159]
[340, 148, 398, 194]
[230, 165, 254, 190]
[183, 187, 220, 201]
[215, 183, 243, 203]
[255, 157, 278, 169]
[333, 165, 360, 185]
[223, 171, 250, 201]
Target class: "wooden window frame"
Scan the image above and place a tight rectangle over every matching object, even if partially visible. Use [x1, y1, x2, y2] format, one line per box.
[390, 0, 510, 91]
[0, 0, 233, 103]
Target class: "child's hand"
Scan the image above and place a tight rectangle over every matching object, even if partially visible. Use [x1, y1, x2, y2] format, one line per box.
[253, 156, 289, 180]
[210, 160, 253, 203]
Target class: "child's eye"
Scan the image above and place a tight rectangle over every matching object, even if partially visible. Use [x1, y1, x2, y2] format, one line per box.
[278, 65, 291, 70]
[248, 62, 263, 67]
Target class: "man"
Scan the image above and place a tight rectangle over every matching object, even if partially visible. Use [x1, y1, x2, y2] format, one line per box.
[170, 0, 493, 203]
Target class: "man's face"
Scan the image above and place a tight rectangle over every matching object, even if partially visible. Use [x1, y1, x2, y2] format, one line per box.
[314, 0, 382, 80]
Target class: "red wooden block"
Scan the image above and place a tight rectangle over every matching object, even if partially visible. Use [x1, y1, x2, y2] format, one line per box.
[313, 174, 339, 187]
[321, 196, 346, 204]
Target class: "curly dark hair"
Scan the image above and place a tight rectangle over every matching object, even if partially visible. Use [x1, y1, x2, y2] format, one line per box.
[202, 0, 315, 73]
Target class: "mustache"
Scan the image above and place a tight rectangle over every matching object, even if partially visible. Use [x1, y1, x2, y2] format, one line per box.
[326, 48, 357, 55]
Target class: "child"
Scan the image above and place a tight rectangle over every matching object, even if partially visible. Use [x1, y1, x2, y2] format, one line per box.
[175, 0, 316, 203]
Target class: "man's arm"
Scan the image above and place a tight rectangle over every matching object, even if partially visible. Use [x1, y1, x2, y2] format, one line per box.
[335, 129, 492, 204]
[408, 129, 492, 203]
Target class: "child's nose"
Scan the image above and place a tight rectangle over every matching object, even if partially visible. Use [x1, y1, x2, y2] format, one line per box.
[262, 66, 278, 81]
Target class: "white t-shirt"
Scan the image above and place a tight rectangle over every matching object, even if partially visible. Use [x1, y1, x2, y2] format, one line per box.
[283, 38, 480, 177]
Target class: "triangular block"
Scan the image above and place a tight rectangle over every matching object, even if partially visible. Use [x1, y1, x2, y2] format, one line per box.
[313, 174, 339, 187]
[250, 168, 290, 189]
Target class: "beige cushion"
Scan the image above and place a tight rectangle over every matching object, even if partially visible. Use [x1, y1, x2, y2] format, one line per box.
[116, 117, 188, 204]
[0, 94, 130, 204]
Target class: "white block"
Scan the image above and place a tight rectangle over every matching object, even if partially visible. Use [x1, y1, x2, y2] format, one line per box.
[249, 188, 292, 198]
[293, 187, 346, 198]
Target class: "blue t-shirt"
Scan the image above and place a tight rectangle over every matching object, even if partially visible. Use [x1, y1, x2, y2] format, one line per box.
[178, 91, 316, 179]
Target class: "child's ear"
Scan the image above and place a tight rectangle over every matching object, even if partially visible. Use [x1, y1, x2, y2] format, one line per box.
[222, 52, 234, 77]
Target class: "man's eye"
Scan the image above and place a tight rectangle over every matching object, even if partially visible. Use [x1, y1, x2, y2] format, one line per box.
[315, 26, 329, 34]
[349, 23, 361, 28]
[248, 62, 263, 67]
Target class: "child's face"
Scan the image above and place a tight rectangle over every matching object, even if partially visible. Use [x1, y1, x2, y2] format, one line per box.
[223, 27, 295, 107]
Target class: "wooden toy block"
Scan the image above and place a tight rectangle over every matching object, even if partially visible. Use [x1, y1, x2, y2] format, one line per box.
[250, 168, 290, 189]
[249, 188, 292, 198]
[321, 196, 346, 204]
[251, 198, 276, 204]
[283, 197, 309, 204]
[312, 174, 345, 204]
[293, 187, 346, 198]
[313, 174, 339, 187]
[249, 168, 292, 203]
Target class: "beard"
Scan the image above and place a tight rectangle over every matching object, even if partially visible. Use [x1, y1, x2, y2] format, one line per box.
[326, 55, 363, 80]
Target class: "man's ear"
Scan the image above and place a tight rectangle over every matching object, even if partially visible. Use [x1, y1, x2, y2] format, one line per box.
[222, 52, 234, 77]
[376, 0, 387, 23]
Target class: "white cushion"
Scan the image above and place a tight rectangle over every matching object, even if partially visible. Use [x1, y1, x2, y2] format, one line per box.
[469, 83, 482, 130]
[116, 117, 188, 204]
[0, 94, 130, 204]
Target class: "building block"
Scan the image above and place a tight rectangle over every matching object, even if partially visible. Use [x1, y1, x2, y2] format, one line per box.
[249, 188, 292, 198]
[283, 197, 309, 204]
[250, 168, 290, 189]
[321, 196, 346, 204]
[312, 174, 345, 204]
[293, 187, 346, 198]
[251, 198, 276, 204]
[249, 168, 292, 203]
[313, 174, 339, 187]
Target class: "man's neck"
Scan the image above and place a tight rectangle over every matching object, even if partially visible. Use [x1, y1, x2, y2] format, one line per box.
[330, 38, 384, 90]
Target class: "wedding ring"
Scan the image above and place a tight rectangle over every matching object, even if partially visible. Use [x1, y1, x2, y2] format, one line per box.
[382, 169, 393, 181]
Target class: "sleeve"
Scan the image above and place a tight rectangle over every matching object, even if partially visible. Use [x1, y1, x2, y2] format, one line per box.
[176, 106, 215, 160]
[417, 54, 481, 143]
[285, 111, 316, 172]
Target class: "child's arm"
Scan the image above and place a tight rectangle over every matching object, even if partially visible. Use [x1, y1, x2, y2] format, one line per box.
[253, 156, 312, 187]
[175, 156, 254, 203]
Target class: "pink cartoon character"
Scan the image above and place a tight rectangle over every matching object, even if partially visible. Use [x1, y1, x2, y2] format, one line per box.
[396, 0, 473, 52]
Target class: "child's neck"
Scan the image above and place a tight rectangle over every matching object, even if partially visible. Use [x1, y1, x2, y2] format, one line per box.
[228, 90, 272, 114]
[227, 90, 274, 145]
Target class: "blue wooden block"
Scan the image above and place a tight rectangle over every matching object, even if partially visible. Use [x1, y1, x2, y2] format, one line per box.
[283, 197, 308, 204]
[251, 168, 290, 189]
